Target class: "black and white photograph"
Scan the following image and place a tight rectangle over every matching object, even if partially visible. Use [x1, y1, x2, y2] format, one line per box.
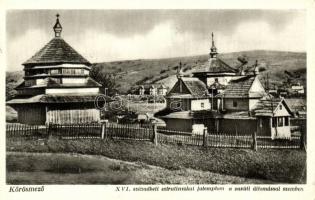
[5, 9, 307, 186]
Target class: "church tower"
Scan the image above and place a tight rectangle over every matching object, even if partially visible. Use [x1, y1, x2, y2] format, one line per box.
[7, 14, 103, 125]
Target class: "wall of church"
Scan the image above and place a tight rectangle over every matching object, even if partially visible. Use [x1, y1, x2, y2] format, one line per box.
[45, 87, 99, 94]
[16, 104, 46, 125]
[46, 107, 100, 124]
[206, 76, 239, 86]
[166, 98, 191, 111]
[36, 78, 47, 85]
[191, 99, 211, 111]
[249, 99, 260, 110]
[249, 77, 265, 97]
[62, 77, 87, 84]
[224, 98, 249, 111]
[164, 118, 193, 132]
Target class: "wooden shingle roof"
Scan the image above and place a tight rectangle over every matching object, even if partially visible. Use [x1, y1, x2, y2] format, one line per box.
[253, 97, 293, 117]
[208, 58, 238, 73]
[15, 77, 101, 90]
[23, 37, 91, 66]
[167, 77, 208, 98]
[182, 77, 208, 97]
[7, 94, 103, 104]
[219, 76, 256, 98]
[195, 58, 238, 74]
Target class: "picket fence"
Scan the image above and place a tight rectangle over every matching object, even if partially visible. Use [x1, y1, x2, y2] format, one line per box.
[6, 122, 304, 150]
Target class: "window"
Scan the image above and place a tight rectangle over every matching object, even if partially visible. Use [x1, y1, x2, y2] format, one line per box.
[50, 69, 59, 75]
[278, 117, 284, 127]
[272, 117, 277, 128]
[284, 117, 289, 126]
[201, 102, 204, 108]
[233, 100, 237, 107]
[279, 105, 283, 110]
[25, 79, 36, 86]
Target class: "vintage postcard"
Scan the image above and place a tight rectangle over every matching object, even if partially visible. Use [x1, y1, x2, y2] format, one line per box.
[1, 0, 314, 200]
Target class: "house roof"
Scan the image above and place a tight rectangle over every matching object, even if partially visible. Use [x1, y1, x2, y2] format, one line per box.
[218, 76, 263, 98]
[253, 97, 293, 117]
[158, 84, 167, 89]
[23, 37, 91, 66]
[285, 98, 306, 112]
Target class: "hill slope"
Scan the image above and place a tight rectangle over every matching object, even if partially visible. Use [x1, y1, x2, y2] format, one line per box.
[92, 50, 306, 93]
[6, 50, 306, 97]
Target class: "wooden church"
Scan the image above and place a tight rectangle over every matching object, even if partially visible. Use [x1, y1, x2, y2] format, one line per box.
[156, 33, 294, 139]
[7, 14, 102, 125]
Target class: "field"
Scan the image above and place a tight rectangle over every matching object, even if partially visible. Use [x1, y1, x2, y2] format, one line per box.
[7, 138, 306, 184]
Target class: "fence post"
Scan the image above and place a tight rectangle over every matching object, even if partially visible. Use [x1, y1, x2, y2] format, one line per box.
[46, 123, 51, 138]
[203, 127, 208, 147]
[300, 123, 306, 151]
[152, 123, 158, 146]
[100, 120, 108, 140]
[252, 131, 257, 151]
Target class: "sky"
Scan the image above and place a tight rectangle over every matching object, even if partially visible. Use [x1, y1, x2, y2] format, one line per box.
[6, 9, 306, 71]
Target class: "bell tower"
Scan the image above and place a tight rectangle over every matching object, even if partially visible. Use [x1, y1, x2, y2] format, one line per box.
[210, 32, 218, 58]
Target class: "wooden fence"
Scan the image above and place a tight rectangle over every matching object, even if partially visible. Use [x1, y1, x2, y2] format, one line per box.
[6, 123, 48, 139]
[6, 122, 305, 150]
[156, 128, 303, 149]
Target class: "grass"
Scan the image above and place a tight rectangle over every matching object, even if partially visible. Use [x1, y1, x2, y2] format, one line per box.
[7, 152, 137, 184]
[7, 137, 306, 184]
[7, 152, 275, 184]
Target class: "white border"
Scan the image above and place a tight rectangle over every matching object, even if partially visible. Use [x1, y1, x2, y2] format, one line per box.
[1, 0, 314, 200]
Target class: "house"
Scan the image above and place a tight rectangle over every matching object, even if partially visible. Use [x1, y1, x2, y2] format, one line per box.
[253, 97, 294, 139]
[139, 85, 145, 95]
[149, 85, 157, 95]
[291, 83, 304, 94]
[6, 14, 102, 125]
[157, 84, 168, 95]
[137, 84, 168, 96]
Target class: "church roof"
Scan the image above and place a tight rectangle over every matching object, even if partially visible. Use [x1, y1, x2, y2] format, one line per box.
[15, 77, 101, 90]
[207, 58, 238, 73]
[218, 76, 257, 98]
[7, 94, 101, 105]
[167, 77, 208, 98]
[23, 37, 91, 66]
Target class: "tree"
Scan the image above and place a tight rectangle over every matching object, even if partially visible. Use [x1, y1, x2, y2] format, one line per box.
[90, 66, 120, 96]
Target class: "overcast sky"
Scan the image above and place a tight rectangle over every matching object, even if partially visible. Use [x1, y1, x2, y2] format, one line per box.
[6, 9, 305, 71]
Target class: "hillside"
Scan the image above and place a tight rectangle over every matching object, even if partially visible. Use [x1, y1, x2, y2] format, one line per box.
[6, 50, 306, 97]
[6, 71, 24, 100]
